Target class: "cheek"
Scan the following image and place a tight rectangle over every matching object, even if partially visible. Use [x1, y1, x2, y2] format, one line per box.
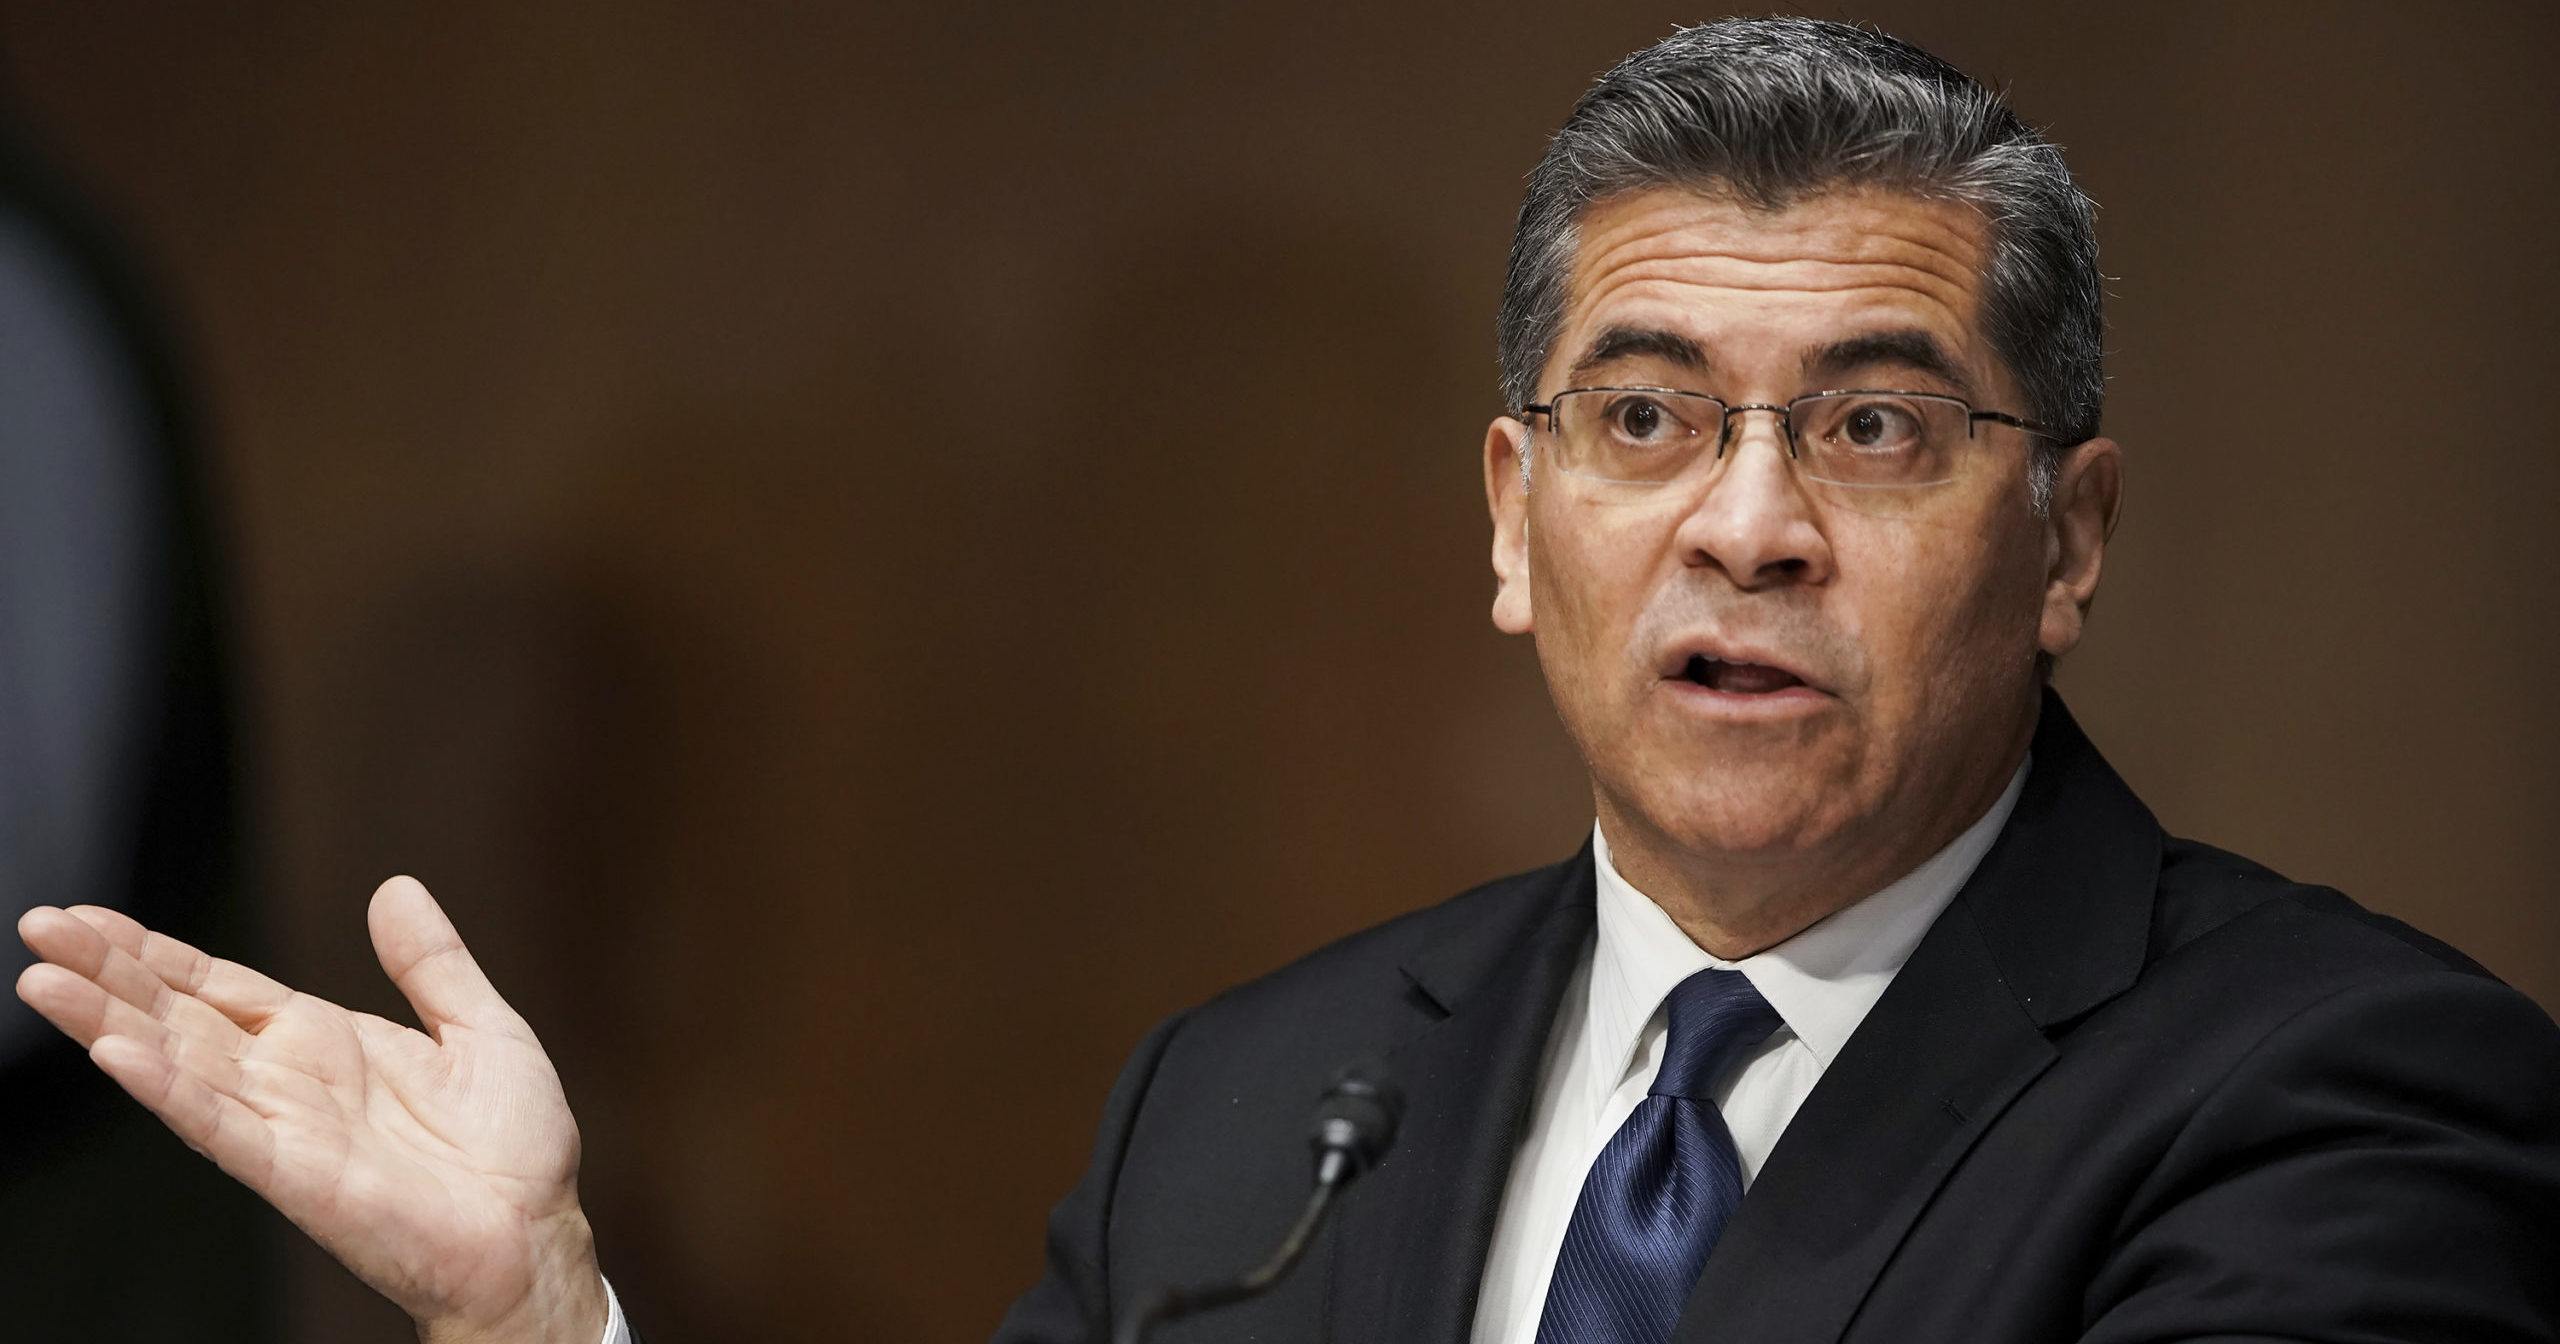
[1837, 518, 2040, 697]
[1529, 503, 1653, 650]
[1526, 501, 1677, 718]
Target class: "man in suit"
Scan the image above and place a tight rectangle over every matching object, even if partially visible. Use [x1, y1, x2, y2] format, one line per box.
[17, 17, 2560, 1344]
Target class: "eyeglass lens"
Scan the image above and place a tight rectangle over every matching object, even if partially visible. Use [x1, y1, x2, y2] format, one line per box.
[1545, 389, 1977, 490]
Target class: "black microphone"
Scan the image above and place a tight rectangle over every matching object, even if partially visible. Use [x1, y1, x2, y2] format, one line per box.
[1111, 1067, 1404, 1344]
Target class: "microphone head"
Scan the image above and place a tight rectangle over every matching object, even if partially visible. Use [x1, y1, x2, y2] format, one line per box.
[1308, 1066, 1403, 1181]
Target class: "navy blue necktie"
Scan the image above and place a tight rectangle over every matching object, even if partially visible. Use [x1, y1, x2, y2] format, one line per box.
[1535, 967, 1782, 1344]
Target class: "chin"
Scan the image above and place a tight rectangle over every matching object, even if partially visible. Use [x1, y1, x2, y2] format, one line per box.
[1612, 762, 1858, 864]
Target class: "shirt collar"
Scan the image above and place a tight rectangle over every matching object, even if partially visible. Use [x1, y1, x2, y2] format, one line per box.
[1586, 758, 2029, 1094]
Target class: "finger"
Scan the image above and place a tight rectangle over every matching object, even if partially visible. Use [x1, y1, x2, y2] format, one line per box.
[368, 876, 525, 1040]
[49, 908, 390, 1106]
[66, 905, 297, 1027]
[19, 904, 116, 978]
[52, 902, 152, 954]
[20, 907, 257, 1052]
[17, 960, 179, 1053]
[18, 959, 264, 1109]
[90, 1034, 279, 1189]
[37, 908, 193, 1015]
[20, 907, 177, 1020]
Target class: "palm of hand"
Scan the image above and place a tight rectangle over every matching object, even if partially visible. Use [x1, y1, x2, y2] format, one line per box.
[256, 987, 580, 1321]
[15, 877, 603, 1341]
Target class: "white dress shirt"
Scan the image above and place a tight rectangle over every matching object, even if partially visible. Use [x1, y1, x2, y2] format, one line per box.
[601, 1278, 628, 1344]
[1470, 762, 2027, 1344]
[599, 762, 2026, 1344]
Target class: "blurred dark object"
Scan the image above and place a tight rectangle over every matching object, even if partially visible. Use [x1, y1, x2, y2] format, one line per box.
[0, 116, 274, 1339]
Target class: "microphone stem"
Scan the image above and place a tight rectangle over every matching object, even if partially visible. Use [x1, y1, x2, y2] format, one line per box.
[1237, 1172, 1340, 1295]
[1111, 1157, 1349, 1344]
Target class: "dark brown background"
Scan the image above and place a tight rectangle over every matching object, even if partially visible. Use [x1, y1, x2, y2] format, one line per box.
[5, 2, 2555, 1341]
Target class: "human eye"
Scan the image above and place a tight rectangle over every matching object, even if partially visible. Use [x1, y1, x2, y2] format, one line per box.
[1796, 392, 1962, 492]
[1598, 392, 1703, 445]
[1822, 396, 1929, 454]
[1551, 389, 1714, 486]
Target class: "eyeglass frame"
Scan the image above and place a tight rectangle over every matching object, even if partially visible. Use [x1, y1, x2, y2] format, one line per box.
[1514, 385, 2065, 483]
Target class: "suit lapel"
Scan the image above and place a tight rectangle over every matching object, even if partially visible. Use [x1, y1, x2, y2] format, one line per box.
[1325, 849, 1597, 1344]
[1671, 691, 2163, 1344]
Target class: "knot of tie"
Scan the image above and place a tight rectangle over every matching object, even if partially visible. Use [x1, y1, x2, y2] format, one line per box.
[1649, 967, 1782, 1102]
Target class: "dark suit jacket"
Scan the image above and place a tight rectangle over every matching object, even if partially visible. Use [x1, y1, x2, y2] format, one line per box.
[994, 693, 2560, 1343]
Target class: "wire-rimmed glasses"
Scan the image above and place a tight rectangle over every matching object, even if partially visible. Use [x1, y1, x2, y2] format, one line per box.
[1518, 387, 2057, 491]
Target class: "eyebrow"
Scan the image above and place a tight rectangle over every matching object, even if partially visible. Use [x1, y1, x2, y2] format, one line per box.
[1566, 326, 1710, 383]
[1802, 329, 1973, 394]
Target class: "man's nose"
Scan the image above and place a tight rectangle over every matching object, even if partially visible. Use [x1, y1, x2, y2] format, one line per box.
[1672, 409, 1833, 589]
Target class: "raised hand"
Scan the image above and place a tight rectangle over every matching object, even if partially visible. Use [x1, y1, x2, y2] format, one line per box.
[15, 877, 607, 1344]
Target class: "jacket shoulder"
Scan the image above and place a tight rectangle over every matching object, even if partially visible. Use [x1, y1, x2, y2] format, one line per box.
[2147, 833, 2501, 987]
[1179, 854, 1581, 1035]
[2053, 838, 2560, 1341]
[1008, 855, 1585, 1339]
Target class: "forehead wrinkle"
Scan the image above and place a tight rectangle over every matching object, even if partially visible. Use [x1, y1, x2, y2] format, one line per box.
[1566, 269, 1982, 377]
[1586, 266, 1977, 325]
[1577, 221, 1982, 284]
[1571, 248, 1981, 326]
[1572, 185, 1988, 271]
[1561, 188, 1990, 342]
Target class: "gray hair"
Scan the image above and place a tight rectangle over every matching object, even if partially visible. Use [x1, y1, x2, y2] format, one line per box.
[1498, 17, 2103, 507]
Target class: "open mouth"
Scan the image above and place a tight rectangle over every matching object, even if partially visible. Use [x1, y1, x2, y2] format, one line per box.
[1679, 654, 1808, 695]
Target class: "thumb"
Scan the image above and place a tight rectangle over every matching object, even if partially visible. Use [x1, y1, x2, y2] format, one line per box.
[368, 876, 524, 1040]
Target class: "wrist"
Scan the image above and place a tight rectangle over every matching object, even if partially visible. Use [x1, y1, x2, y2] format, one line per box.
[415, 1208, 608, 1344]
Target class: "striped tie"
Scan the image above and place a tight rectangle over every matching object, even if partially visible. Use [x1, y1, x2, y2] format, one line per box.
[1534, 967, 1781, 1344]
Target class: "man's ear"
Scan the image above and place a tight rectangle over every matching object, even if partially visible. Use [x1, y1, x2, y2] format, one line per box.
[1486, 416, 1534, 634]
[2039, 436, 2122, 660]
